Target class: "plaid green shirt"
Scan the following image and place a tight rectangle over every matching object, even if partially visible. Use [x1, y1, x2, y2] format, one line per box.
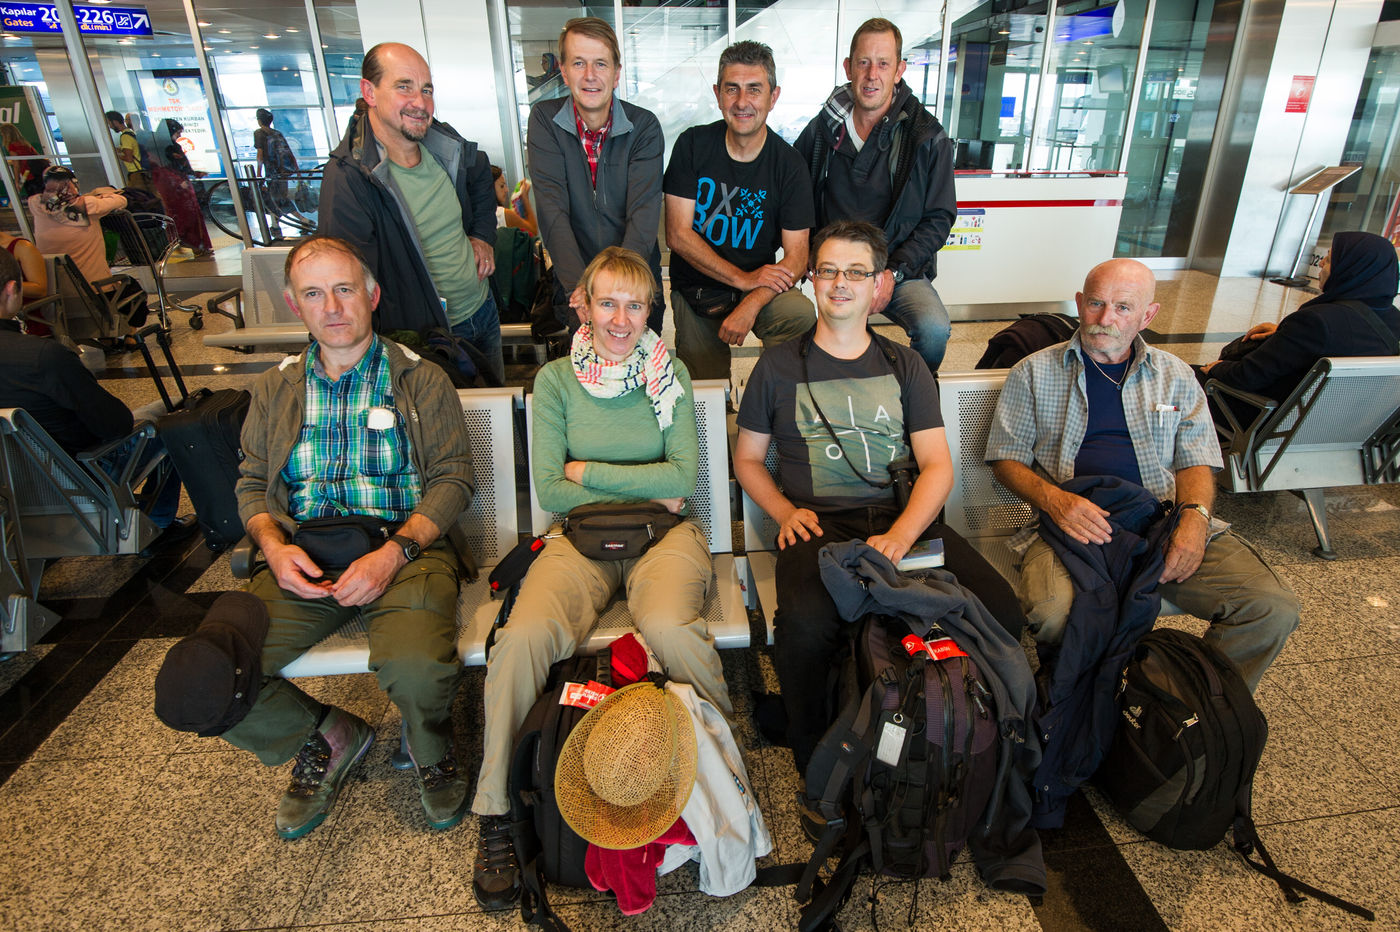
[283, 337, 422, 522]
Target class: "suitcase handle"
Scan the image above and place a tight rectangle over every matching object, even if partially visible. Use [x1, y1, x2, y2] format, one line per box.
[135, 324, 189, 412]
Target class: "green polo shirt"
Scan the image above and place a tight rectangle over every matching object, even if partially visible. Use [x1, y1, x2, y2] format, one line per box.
[387, 146, 488, 326]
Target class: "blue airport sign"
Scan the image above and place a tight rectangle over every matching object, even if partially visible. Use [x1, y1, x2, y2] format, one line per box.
[1, 3, 153, 38]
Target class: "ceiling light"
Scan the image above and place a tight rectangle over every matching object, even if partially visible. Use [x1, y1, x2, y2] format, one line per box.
[249, 44, 259, 49]
[263, 33, 279, 39]
[286, 27, 299, 33]
[151, 52, 160, 57]
[998, 28, 1010, 35]
[281, 66, 288, 70]
[203, 46, 212, 51]
[117, 38, 133, 45]
[218, 28, 230, 34]
[197, 20, 211, 27]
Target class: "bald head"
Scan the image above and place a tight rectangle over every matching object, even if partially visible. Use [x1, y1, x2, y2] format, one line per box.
[1075, 258, 1161, 364]
[361, 43, 434, 146]
[1083, 258, 1157, 302]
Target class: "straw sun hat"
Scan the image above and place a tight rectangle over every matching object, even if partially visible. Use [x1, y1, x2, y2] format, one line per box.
[555, 681, 697, 850]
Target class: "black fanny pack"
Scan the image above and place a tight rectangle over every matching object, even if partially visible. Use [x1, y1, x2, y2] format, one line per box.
[563, 503, 683, 561]
[292, 514, 395, 573]
[677, 284, 741, 319]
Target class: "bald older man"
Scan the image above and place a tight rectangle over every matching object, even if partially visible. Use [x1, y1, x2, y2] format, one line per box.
[319, 42, 503, 384]
[985, 258, 1297, 693]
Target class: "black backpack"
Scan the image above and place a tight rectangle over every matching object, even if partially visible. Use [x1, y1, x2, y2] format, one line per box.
[796, 614, 999, 930]
[1097, 629, 1373, 920]
[509, 651, 613, 932]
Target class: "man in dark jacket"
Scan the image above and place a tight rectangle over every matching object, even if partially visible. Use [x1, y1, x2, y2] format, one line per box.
[318, 42, 503, 384]
[527, 17, 665, 333]
[794, 18, 956, 372]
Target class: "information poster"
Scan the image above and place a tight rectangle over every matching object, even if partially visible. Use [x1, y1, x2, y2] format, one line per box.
[136, 68, 222, 176]
[945, 208, 985, 251]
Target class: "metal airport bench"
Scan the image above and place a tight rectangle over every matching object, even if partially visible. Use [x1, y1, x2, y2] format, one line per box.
[203, 246, 310, 352]
[0, 407, 173, 651]
[1206, 355, 1400, 559]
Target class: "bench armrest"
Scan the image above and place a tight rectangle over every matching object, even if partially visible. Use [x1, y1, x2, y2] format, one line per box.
[230, 535, 259, 579]
[1204, 379, 1277, 449]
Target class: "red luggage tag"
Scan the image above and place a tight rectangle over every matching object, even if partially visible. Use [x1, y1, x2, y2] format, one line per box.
[559, 680, 615, 710]
[924, 637, 969, 661]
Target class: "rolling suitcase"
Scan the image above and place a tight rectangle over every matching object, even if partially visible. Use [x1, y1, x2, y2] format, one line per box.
[136, 326, 250, 552]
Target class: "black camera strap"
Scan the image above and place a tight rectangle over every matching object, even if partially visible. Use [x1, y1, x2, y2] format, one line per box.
[798, 326, 907, 491]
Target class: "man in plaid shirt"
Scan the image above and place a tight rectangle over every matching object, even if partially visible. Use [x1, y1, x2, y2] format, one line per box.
[224, 236, 475, 839]
[528, 17, 666, 334]
[985, 258, 1298, 693]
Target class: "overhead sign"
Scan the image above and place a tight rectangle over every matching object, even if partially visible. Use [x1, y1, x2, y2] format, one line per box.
[0, 3, 153, 38]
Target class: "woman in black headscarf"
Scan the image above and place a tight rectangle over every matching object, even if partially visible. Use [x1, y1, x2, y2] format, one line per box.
[1201, 231, 1400, 417]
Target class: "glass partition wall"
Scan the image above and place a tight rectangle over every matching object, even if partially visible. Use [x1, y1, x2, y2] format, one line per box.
[496, 0, 1222, 257]
[2, 0, 1231, 256]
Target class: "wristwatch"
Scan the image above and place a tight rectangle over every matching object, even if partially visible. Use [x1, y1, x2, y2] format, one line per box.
[390, 533, 422, 561]
[1179, 503, 1211, 523]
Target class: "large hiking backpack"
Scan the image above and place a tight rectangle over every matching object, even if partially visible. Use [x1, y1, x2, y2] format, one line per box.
[509, 651, 613, 931]
[1097, 629, 1373, 920]
[797, 614, 999, 929]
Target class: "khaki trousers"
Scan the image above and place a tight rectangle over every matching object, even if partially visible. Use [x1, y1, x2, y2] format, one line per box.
[471, 521, 730, 815]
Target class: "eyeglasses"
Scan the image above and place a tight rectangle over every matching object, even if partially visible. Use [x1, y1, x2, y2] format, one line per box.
[813, 266, 876, 282]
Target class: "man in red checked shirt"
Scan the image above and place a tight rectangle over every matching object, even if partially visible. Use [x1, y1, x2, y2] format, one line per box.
[527, 17, 666, 335]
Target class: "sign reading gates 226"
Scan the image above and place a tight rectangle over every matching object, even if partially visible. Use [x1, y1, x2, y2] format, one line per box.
[0, 3, 153, 38]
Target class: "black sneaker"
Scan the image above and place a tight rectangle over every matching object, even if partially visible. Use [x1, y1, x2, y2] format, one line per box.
[472, 814, 521, 909]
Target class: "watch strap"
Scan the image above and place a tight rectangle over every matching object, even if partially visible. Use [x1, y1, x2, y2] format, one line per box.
[390, 533, 421, 560]
[1179, 503, 1211, 522]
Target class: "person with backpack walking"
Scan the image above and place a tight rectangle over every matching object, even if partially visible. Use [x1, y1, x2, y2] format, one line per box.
[733, 220, 1023, 835]
[254, 108, 300, 214]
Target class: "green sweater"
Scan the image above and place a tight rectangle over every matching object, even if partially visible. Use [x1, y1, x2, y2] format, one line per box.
[531, 357, 698, 513]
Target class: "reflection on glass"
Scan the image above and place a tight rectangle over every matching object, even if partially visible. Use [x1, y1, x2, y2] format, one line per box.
[1317, 46, 1400, 242]
[1116, 0, 1217, 257]
[944, 0, 1045, 171]
[314, 0, 365, 137]
[735, 0, 839, 143]
[507, 4, 617, 146]
[620, 1, 727, 165]
[1029, 0, 1144, 172]
[838, 0, 945, 113]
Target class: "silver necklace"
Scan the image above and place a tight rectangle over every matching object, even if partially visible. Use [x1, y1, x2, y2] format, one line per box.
[1086, 354, 1126, 390]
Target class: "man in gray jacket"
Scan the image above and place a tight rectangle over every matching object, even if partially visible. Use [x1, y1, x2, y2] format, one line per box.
[528, 17, 665, 333]
[223, 236, 475, 840]
[319, 42, 503, 384]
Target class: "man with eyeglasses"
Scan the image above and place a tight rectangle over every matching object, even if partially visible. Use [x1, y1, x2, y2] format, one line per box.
[663, 40, 814, 381]
[733, 221, 1022, 830]
[794, 17, 956, 372]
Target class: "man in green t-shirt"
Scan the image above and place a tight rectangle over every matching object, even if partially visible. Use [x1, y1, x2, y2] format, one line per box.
[320, 43, 503, 384]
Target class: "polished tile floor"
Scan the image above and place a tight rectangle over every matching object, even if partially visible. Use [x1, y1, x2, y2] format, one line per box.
[1, 271, 1397, 931]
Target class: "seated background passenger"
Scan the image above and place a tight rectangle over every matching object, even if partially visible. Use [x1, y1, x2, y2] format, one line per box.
[470, 246, 730, 910]
[1199, 231, 1400, 423]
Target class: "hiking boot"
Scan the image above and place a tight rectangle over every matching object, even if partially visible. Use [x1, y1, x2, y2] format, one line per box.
[275, 707, 374, 840]
[472, 814, 521, 909]
[417, 751, 469, 830]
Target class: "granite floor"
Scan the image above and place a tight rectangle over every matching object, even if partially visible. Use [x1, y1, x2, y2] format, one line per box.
[2, 271, 1398, 931]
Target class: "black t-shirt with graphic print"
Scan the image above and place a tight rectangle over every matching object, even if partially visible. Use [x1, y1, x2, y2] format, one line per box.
[663, 120, 815, 291]
[737, 335, 943, 510]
